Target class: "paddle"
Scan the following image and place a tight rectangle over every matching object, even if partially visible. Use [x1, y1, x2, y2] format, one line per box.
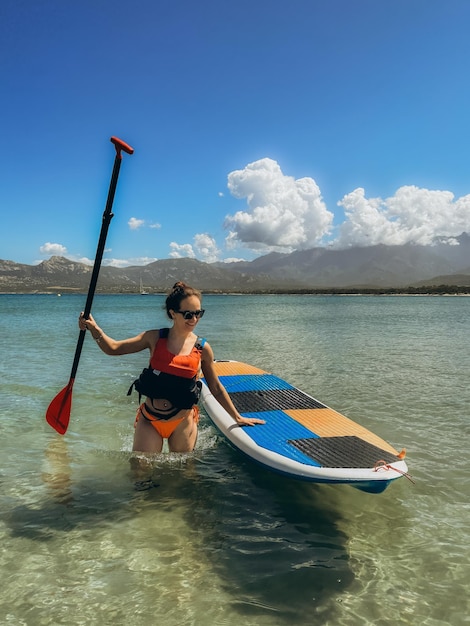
[46, 136, 134, 434]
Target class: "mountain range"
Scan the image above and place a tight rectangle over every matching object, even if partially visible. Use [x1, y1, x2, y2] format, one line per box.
[1, 233, 470, 293]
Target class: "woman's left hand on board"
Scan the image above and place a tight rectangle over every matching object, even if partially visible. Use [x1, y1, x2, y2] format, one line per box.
[236, 416, 266, 427]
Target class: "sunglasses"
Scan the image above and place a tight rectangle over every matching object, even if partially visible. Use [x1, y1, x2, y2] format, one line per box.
[176, 309, 205, 320]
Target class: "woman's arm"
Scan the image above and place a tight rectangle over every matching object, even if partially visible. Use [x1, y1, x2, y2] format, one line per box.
[201, 343, 265, 426]
[79, 312, 156, 356]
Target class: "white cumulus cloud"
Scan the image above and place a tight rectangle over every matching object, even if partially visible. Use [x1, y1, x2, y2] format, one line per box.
[103, 256, 158, 267]
[193, 233, 221, 263]
[128, 217, 160, 232]
[225, 158, 333, 252]
[169, 242, 196, 259]
[169, 234, 221, 263]
[223, 159, 470, 253]
[128, 217, 145, 230]
[39, 242, 67, 256]
[336, 185, 470, 247]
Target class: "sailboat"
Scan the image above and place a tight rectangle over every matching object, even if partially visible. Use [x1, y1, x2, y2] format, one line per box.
[140, 278, 149, 295]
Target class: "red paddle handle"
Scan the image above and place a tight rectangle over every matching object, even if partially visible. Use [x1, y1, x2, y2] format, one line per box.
[111, 136, 134, 156]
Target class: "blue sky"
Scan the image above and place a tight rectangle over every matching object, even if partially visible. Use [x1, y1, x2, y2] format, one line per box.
[2, 0, 470, 267]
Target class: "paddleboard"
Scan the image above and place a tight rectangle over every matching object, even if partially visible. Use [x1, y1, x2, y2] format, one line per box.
[201, 360, 409, 493]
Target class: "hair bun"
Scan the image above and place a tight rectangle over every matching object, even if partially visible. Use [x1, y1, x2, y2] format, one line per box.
[172, 281, 186, 294]
[165, 281, 202, 320]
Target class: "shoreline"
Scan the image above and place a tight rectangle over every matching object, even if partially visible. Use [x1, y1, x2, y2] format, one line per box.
[1, 289, 470, 297]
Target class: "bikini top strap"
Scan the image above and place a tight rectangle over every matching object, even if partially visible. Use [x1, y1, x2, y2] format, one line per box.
[195, 336, 206, 351]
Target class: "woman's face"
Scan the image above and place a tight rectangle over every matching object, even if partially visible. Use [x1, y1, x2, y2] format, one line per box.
[171, 295, 203, 330]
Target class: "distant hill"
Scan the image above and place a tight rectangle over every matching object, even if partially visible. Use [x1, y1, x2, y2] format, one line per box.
[412, 273, 470, 288]
[0, 256, 279, 293]
[218, 233, 470, 289]
[1, 234, 470, 293]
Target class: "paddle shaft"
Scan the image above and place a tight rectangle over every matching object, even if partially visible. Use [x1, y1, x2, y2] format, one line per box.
[46, 137, 133, 434]
[69, 137, 133, 380]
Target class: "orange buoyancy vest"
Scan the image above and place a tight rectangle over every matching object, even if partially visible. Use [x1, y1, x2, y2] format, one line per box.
[128, 328, 206, 408]
[150, 329, 203, 378]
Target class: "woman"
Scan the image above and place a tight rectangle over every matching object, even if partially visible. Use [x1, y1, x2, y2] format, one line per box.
[79, 281, 264, 453]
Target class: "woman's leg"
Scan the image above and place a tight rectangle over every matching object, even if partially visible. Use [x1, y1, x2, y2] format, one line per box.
[133, 412, 164, 453]
[130, 416, 164, 489]
[168, 410, 198, 453]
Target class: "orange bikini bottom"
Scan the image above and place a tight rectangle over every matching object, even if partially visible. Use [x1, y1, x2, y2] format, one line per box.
[135, 403, 199, 439]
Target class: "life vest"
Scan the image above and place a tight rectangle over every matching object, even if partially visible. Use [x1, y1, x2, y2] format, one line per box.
[127, 328, 206, 408]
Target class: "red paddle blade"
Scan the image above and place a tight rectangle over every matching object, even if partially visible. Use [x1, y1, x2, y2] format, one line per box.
[46, 380, 75, 435]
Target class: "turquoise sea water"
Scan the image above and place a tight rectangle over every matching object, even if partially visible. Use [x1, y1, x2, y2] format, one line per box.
[1, 293, 469, 625]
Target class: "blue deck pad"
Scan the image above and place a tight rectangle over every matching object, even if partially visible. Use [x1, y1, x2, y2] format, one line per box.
[217, 374, 295, 394]
[240, 410, 322, 467]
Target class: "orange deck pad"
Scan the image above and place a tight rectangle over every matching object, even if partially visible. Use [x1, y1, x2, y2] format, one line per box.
[213, 361, 266, 376]
[286, 408, 399, 456]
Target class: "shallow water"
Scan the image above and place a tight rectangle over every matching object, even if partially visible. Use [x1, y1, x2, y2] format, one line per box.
[1, 293, 469, 625]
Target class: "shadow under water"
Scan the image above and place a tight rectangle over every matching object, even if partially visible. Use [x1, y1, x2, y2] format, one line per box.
[142, 443, 355, 623]
[4, 436, 355, 624]
[5, 437, 145, 542]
